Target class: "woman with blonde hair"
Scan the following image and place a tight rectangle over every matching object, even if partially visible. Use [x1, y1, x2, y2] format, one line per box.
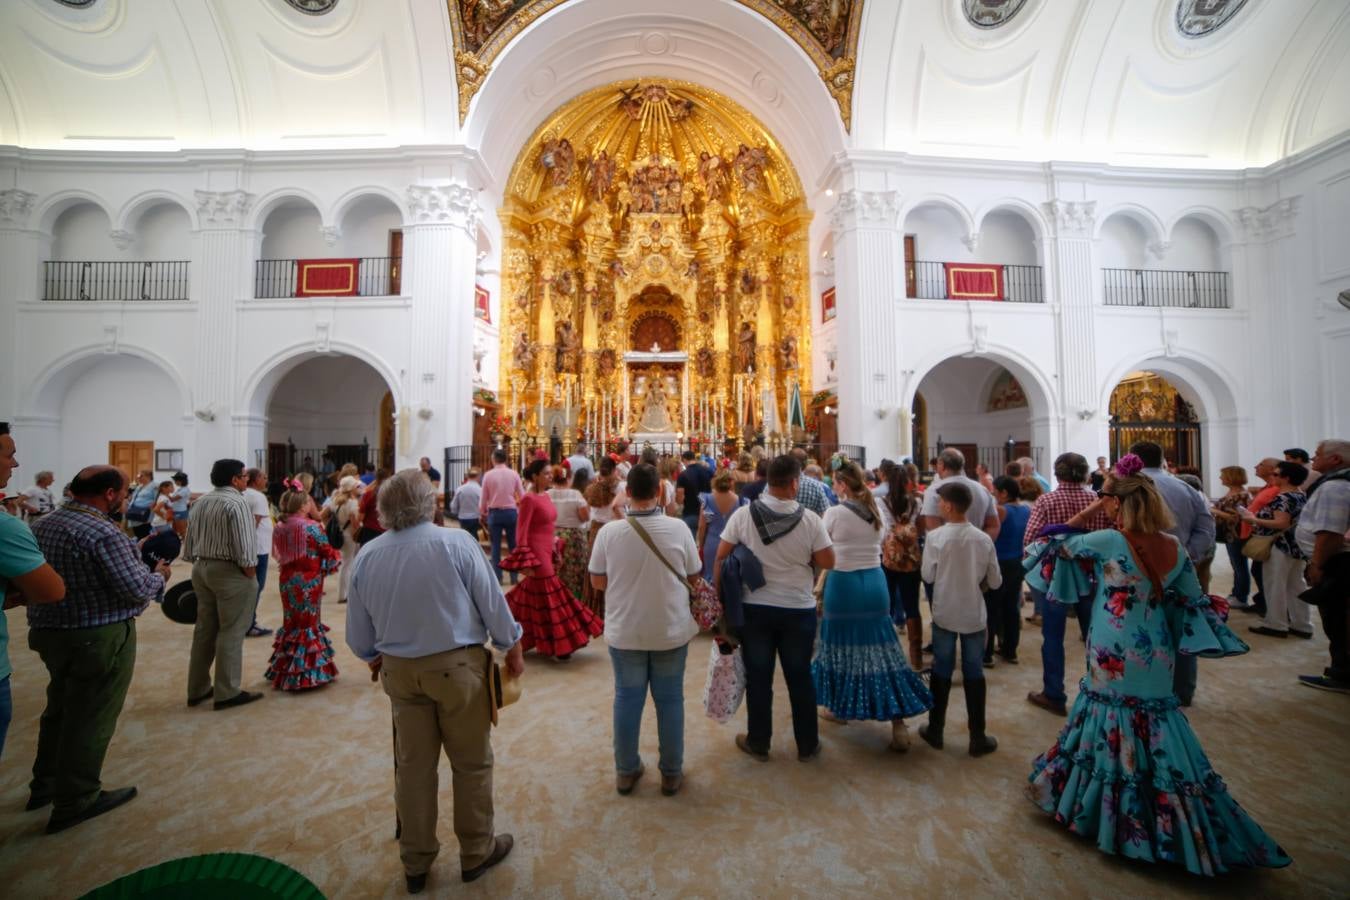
[265, 483, 342, 690]
[657, 456, 680, 516]
[1211, 465, 1253, 609]
[813, 459, 932, 752]
[1024, 454, 1288, 875]
[583, 455, 625, 616]
[326, 475, 362, 604]
[732, 451, 756, 494]
[696, 468, 746, 580]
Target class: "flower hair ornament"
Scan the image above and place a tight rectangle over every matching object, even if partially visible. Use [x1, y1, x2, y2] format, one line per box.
[829, 451, 849, 473]
[286, 478, 304, 493]
[1113, 454, 1145, 479]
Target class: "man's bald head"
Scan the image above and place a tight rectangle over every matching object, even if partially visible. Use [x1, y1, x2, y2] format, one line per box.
[70, 466, 126, 500]
[1255, 457, 1280, 481]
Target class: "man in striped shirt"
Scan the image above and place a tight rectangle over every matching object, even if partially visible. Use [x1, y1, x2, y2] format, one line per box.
[183, 459, 263, 711]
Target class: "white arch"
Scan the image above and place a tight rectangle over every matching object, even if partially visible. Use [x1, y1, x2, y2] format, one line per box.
[237, 340, 404, 420]
[973, 197, 1048, 243]
[1098, 349, 1241, 423]
[898, 193, 977, 237]
[1092, 203, 1168, 245]
[23, 344, 193, 419]
[1164, 206, 1238, 247]
[246, 187, 329, 233]
[327, 185, 410, 230]
[113, 190, 200, 233]
[33, 189, 116, 235]
[904, 342, 1060, 422]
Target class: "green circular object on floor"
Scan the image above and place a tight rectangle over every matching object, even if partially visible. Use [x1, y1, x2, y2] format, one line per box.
[78, 853, 325, 900]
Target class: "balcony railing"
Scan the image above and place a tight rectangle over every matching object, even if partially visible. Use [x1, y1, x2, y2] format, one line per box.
[254, 257, 399, 299]
[908, 260, 1044, 303]
[42, 260, 189, 301]
[1102, 268, 1229, 309]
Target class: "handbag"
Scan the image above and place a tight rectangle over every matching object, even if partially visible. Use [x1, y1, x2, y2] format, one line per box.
[628, 516, 723, 630]
[702, 641, 746, 724]
[882, 519, 922, 573]
[1242, 533, 1277, 562]
[326, 509, 346, 550]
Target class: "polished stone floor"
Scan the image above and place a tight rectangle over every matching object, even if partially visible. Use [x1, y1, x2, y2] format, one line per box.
[0, 553, 1345, 899]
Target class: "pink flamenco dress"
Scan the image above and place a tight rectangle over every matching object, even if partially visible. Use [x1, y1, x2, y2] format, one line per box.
[502, 491, 602, 659]
[266, 516, 342, 690]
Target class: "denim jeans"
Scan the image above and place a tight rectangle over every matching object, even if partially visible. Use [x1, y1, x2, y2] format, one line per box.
[884, 569, 921, 625]
[1225, 539, 1251, 604]
[486, 508, 518, 582]
[681, 514, 700, 541]
[458, 518, 481, 542]
[609, 644, 689, 777]
[930, 624, 986, 681]
[251, 554, 268, 629]
[0, 674, 11, 760]
[1040, 596, 1093, 704]
[740, 604, 818, 755]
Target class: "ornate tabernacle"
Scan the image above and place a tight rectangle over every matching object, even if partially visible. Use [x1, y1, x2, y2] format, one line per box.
[498, 79, 812, 449]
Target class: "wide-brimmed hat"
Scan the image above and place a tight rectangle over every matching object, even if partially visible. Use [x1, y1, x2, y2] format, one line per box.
[486, 660, 522, 726]
[161, 580, 197, 624]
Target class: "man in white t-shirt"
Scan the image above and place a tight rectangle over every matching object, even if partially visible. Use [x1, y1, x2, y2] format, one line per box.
[22, 471, 57, 520]
[715, 454, 833, 762]
[921, 449, 999, 540]
[589, 463, 701, 797]
[242, 468, 273, 637]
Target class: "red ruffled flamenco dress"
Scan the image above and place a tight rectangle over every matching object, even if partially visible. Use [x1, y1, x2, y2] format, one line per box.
[266, 516, 341, 690]
[502, 491, 602, 658]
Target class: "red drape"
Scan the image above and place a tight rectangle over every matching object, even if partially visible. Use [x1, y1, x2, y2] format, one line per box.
[943, 263, 1004, 300]
[296, 259, 359, 297]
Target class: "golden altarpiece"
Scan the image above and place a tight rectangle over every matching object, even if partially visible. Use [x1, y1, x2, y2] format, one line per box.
[497, 80, 811, 450]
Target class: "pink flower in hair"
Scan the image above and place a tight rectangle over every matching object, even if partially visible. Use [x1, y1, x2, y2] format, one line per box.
[1114, 454, 1144, 478]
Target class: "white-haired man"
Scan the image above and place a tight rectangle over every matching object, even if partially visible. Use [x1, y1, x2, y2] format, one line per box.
[347, 469, 524, 894]
[1296, 439, 1350, 693]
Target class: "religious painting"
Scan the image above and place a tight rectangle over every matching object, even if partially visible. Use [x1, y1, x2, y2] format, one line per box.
[1176, 0, 1249, 38]
[821, 286, 836, 322]
[962, 0, 1029, 29]
[986, 370, 1028, 412]
[475, 284, 490, 321]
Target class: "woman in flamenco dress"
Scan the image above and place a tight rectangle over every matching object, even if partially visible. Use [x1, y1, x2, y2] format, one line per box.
[265, 482, 342, 690]
[502, 458, 603, 660]
[1023, 455, 1291, 877]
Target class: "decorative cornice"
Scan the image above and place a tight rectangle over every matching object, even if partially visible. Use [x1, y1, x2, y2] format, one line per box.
[1234, 196, 1300, 242]
[194, 190, 255, 228]
[1043, 199, 1096, 238]
[0, 189, 37, 226]
[406, 184, 479, 234]
[829, 190, 900, 233]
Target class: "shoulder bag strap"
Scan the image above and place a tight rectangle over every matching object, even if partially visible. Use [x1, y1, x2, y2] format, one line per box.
[627, 516, 693, 591]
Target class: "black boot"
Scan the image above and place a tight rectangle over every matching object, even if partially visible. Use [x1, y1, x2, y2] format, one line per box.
[965, 679, 998, 757]
[919, 676, 950, 749]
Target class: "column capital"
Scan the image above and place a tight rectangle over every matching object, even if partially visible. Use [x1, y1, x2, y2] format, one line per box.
[829, 189, 900, 235]
[194, 190, 255, 228]
[1043, 199, 1096, 238]
[0, 189, 38, 227]
[406, 183, 479, 235]
[1234, 196, 1300, 242]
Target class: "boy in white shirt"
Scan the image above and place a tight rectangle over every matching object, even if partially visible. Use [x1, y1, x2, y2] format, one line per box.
[919, 481, 1002, 757]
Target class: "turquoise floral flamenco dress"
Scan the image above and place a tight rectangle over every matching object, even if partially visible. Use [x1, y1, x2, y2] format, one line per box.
[1023, 530, 1291, 877]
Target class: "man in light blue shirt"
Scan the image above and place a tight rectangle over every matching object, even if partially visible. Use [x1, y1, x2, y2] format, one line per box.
[346, 469, 521, 893]
[1131, 441, 1216, 707]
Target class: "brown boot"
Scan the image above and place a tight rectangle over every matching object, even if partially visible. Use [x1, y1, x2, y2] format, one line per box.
[906, 618, 924, 671]
[889, 718, 911, 753]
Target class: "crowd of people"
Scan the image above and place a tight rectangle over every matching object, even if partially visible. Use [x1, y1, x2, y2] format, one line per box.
[1, 420, 1346, 892]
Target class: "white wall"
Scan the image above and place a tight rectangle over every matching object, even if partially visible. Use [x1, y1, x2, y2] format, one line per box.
[136, 203, 192, 259]
[1099, 215, 1149, 269]
[914, 358, 1036, 452]
[51, 203, 116, 259]
[260, 203, 324, 259]
[337, 196, 402, 258]
[1166, 218, 1222, 271]
[265, 356, 389, 450]
[905, 205, 968, 261]
[978, 212, 1037, 265]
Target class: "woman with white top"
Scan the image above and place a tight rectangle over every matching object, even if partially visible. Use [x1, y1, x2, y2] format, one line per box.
[583, 455, 625, 617]
[169, 472, 191, 538]
[149, 481, 177, 534]
[550, 465, 591, 603]
[326, 475, 362, 604]
[812, 459, 932, 752]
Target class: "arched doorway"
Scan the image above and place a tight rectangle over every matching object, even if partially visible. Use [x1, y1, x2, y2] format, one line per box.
[1108, 371, 1202, 469]
[496, 79, 811, 455]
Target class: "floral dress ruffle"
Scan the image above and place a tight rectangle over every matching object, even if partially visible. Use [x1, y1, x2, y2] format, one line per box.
[266, 523, 341, 691]
[502, 543, 603, 658]
[1022, 535, 1291, 876]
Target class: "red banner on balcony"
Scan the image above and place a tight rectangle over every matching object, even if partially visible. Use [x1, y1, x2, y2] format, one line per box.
[943, 263, 1004, 300]
[296, 259, 358, 297]
[475, 284, 491, 321]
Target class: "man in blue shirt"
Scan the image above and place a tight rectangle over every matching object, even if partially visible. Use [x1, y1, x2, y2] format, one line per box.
[347, 469, 522, 893]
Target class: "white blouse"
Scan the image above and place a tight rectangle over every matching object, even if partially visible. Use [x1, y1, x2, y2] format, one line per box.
[823, 501, 893, 572]
[548, 488, 588, 529]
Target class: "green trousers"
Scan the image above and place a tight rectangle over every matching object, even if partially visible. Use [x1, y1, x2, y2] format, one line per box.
[28, 619, 137, 816]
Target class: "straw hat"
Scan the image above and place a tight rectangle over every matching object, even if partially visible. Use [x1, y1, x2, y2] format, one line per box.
[486, 660, 522, 726]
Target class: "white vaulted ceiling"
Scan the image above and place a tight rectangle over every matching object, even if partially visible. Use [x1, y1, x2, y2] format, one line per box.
[0, 0, 1347, 170]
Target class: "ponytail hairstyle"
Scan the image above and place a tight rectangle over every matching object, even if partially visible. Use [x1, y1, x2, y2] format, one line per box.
[277, 489, 308, 519]
[884, 463, 911, 523]
[1103, 456, 1174, 534]
[834, 460, 881, 530]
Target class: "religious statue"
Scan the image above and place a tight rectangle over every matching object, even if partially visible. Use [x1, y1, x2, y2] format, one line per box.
[459, 0, 515, 50]
[698, 150, 729, 201]
[618, 82, 644, 120]
[597, 348, 617, 378]
[512, 330, 536, 372]
[630, 156, 683, 214]
[585, 150, 615, 202]
[554, 270, 575, 295]
[556, 320, 580, 373]
[696, 346, 715, 378]
[668, 95, 695, 121]
[737, 322, 756, 372]
[740, 269, 758, 294]
[637, 374, 673, 432]
[539, 137, 576, 188]
[733, 143, 769, 193]
[779, 335, 799, 371]
[608, 259, 628, 279]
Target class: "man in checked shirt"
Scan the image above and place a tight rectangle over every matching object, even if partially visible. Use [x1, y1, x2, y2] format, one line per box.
[28, 465, 169, 834]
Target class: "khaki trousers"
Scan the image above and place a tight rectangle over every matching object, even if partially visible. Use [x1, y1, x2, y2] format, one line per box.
[187, 559, 258, 701]
[382, 646, 495, 876]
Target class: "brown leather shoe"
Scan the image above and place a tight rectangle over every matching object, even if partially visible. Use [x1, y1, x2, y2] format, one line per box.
[616, 763, 645, 795]
[1026, 691, 1067, 716]
[660, 773, 683, 796]
[461, 834, 513, 883]
[735, 733, 768, 762]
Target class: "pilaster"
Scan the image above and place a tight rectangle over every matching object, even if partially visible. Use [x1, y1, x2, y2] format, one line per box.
[0, 189, 41, 420]
[1044, 199, 1097, 460]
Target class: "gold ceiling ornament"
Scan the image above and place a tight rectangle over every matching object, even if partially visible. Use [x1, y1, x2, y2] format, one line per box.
[498, 78, 812, 444]
[444, 1, 863, 129]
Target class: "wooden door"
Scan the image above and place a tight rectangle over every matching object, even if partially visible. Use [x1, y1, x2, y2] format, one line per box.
[388, 229, 403, 295]
[109, 441, 154, 476]
[904, 235, 917, 298]
[379, 391, 395, 469]
[266, 442, 289, 478]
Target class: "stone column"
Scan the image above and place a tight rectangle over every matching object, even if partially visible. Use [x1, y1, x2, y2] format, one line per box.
[405, 183, 480, 467]
[1043, 199, 1096, 463]
[829, 189, 904, 462]
[0, 189, 40, 420]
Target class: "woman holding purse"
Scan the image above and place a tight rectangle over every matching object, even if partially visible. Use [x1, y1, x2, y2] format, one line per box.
[1211, 465, 1253, 610]
[1242, 461, 1313, 639]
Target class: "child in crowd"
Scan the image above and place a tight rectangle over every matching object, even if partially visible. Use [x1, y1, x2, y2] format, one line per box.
[919, 481, 1002, 756]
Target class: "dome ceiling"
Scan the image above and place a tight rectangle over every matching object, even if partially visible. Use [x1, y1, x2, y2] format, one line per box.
[0, 0, 1345, 170]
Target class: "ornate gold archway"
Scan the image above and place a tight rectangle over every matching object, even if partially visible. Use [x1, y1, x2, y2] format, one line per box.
[498, 79, 812, 445]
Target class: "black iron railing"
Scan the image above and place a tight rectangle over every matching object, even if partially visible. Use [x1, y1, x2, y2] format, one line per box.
[253, 443, 395, 485]
[1102, 268, 1229, 309]
[923, 445, 1043, 479]
[907, 260, 1043, 303]
[42, 260, 189, 301]
[254, 257, 399, 299]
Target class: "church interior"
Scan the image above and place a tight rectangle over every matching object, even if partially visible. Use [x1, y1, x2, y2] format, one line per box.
[1, 0, 1349, 896]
